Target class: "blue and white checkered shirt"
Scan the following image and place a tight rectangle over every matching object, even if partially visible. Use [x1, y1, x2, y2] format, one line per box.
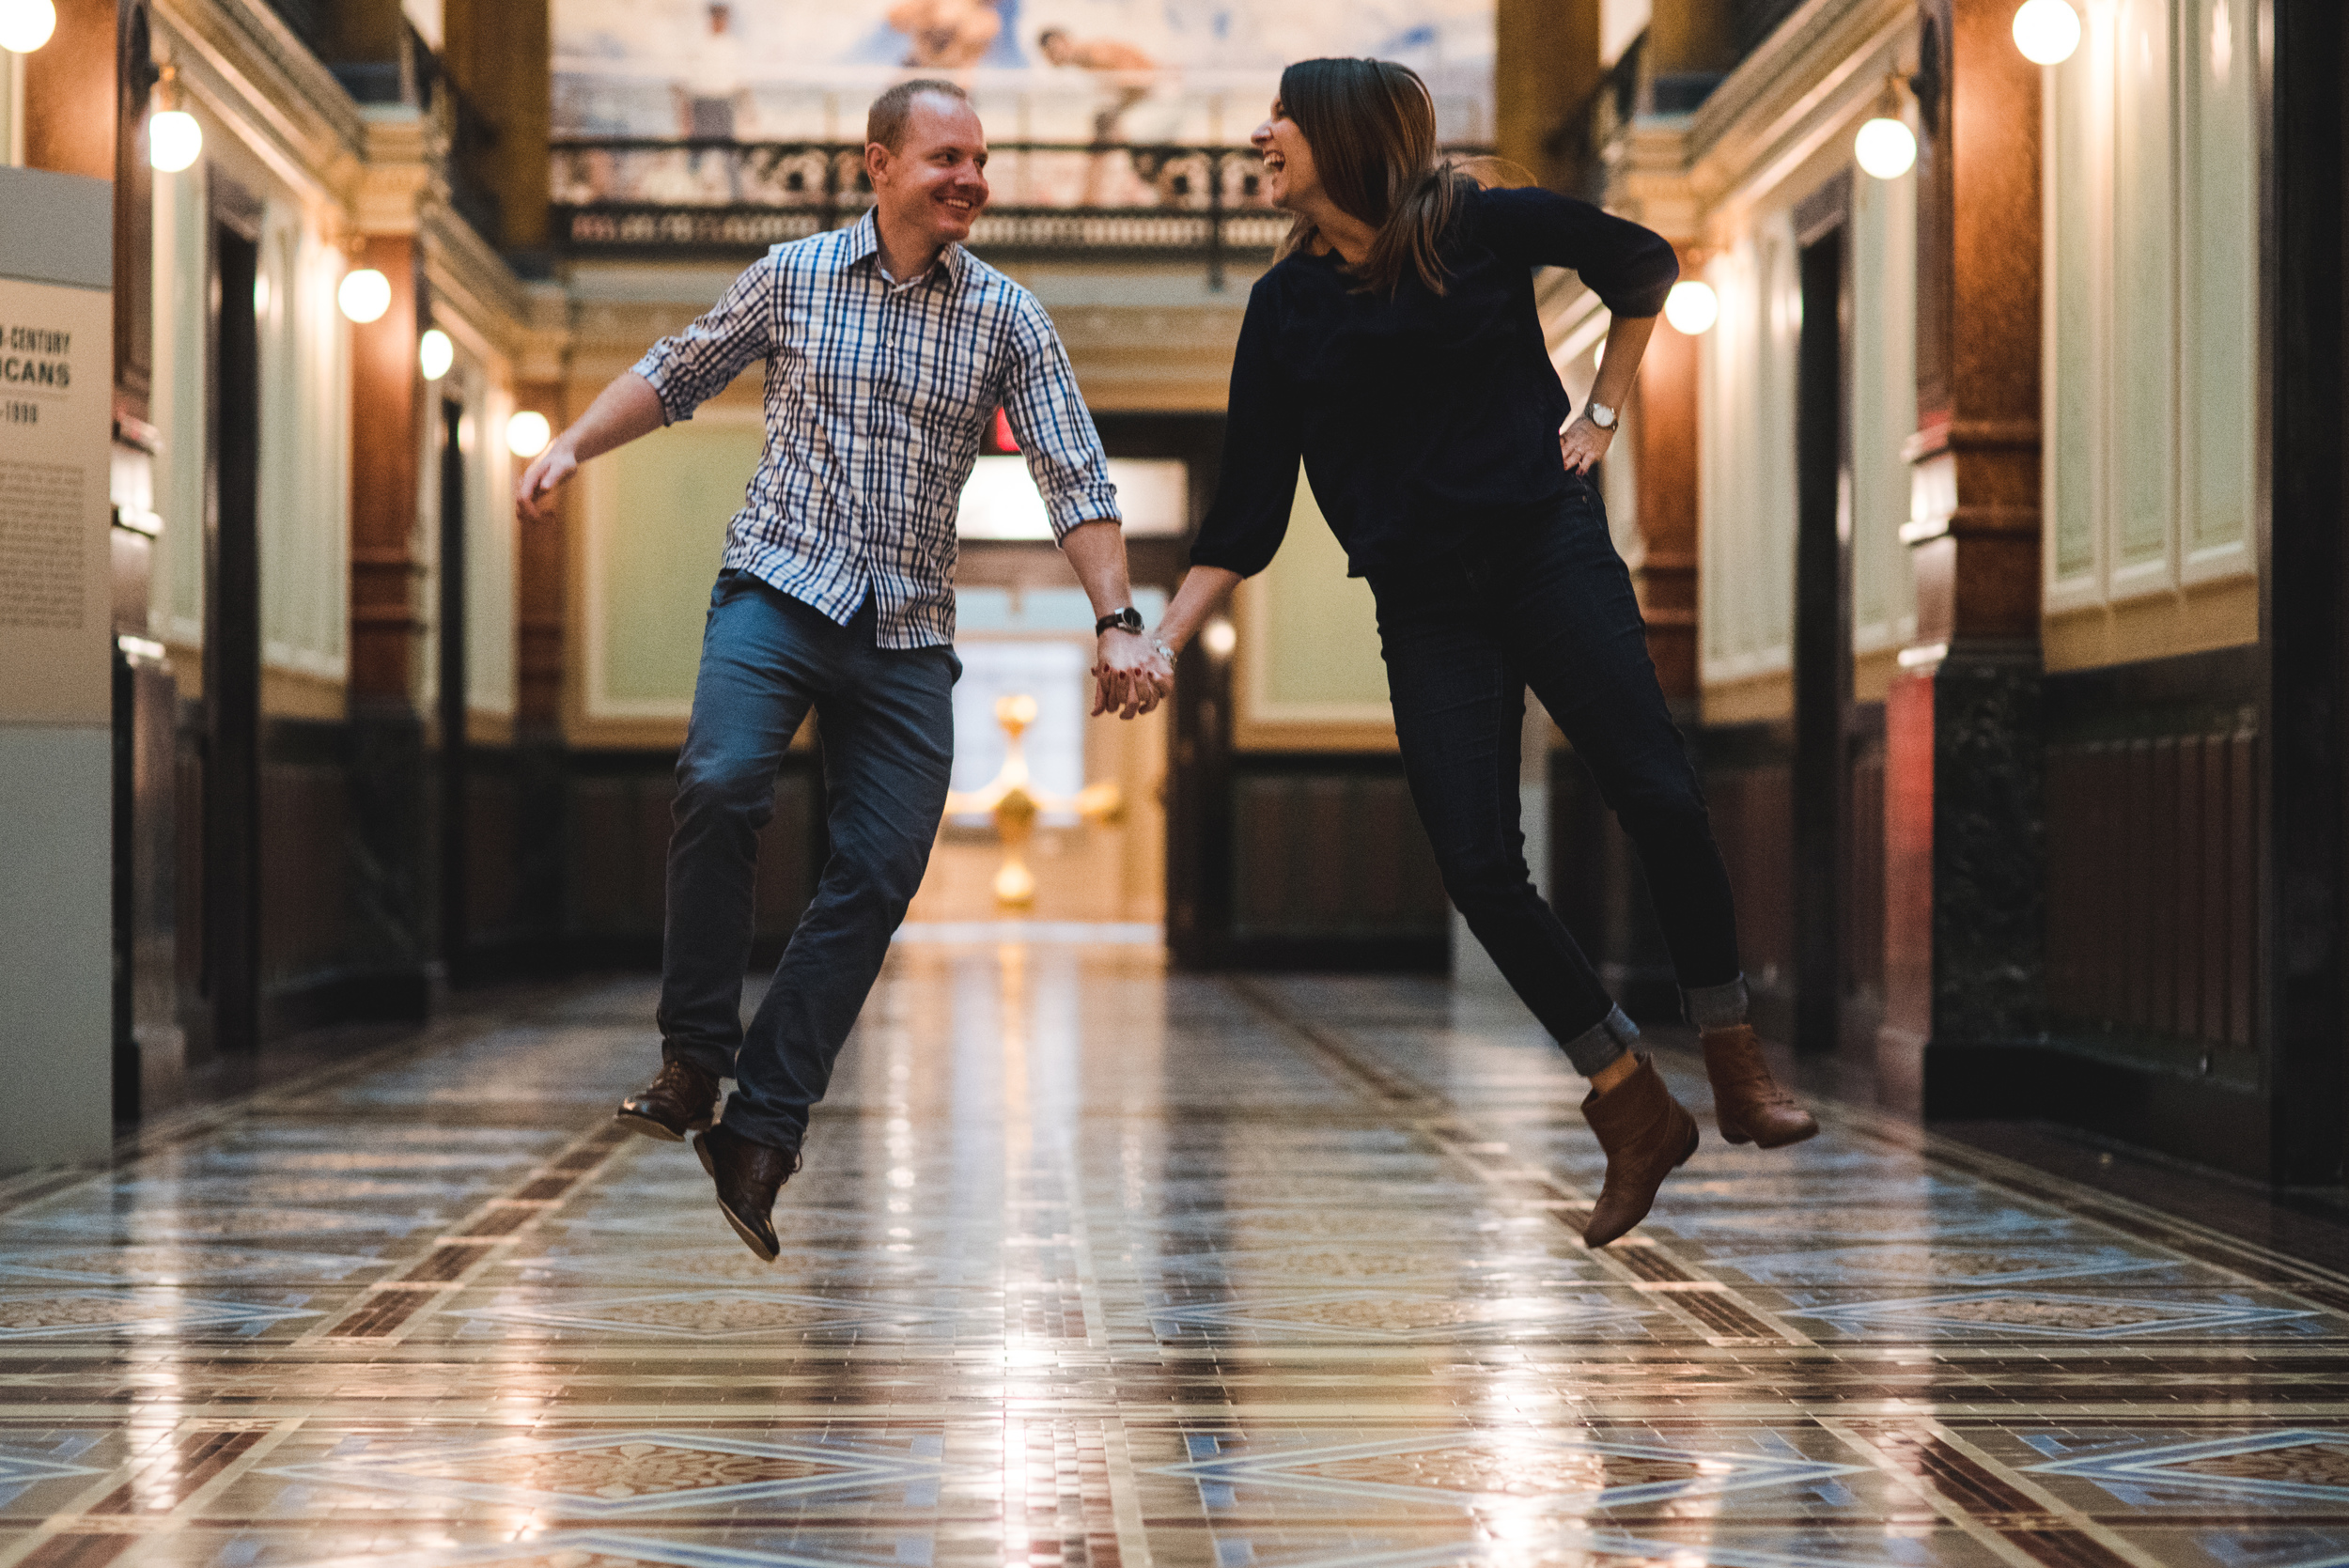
[630, 210, 1121, 649]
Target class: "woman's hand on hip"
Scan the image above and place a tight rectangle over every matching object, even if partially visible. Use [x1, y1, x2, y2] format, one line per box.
[1559, 415, 1613, 476]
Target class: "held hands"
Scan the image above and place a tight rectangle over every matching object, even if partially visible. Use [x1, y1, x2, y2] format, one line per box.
[1559, 414, 1614, 476]
[515, 441, 578, 525]
[1092, 629, 1174, 721]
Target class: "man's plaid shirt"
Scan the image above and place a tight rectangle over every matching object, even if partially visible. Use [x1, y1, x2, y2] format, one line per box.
[630, 210, 1121, 649]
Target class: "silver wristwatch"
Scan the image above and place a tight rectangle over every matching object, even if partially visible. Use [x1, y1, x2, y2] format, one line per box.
[1585, 400, 1619, 430]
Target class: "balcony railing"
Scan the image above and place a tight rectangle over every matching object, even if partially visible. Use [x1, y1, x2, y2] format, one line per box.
[550, 138, 1486, 287]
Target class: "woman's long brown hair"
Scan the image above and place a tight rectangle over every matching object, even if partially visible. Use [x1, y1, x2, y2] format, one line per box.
[1271, 57, 1465, 295]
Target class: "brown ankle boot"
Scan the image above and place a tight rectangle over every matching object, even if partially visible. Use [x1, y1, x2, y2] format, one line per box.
[1581, 1056, 1699, 1248]
[1702, 1025, 1819, 1148]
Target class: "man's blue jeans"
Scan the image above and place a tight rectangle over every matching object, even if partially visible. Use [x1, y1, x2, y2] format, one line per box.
[656, 572, 958, 1153]
[1368, 474, 1748, 1078]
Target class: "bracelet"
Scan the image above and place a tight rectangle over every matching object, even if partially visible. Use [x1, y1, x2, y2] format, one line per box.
[1152, 638, 1175, 663]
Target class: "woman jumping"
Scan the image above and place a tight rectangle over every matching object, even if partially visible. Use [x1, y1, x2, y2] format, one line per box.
[1150, 57, 1818, 1246]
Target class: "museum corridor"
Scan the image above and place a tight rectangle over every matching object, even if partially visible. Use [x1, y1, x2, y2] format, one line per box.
[5, 943, 2347, 1568]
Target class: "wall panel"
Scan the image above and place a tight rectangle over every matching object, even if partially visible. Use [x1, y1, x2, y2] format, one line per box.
[1698, 216, 1797, 696]
[1850, 160, 1918, 660]
[2043, 0, 2259, 649]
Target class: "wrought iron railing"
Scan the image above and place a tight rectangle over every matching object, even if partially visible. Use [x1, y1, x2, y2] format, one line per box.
[549, 137, 1489, 287]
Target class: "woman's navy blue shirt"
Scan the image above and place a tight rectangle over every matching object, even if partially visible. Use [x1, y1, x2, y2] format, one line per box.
[1189, 184, 1678, 581]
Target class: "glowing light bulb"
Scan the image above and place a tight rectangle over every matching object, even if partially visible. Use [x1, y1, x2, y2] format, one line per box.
[418, 328, 454, 380]
[337, 267, 391, 324]
[0, 0, 57, 53]
[148, 109, 203, 172]
[2013, 0, 2082, 65]
[506, 411, 552, 458]
[1663, 280, 1719, 336]
[1201, 617, 1237, 659]
[1855, 116, 1918, 179]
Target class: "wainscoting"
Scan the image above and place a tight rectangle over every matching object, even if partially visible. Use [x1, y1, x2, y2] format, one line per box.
[1176, 751, 1450, 970]
[2043, 661, 2260, 1079]
[567, 751, 825, 969]
[1230, 763, 1449, 952]
[1929, 646, 2268, 1176]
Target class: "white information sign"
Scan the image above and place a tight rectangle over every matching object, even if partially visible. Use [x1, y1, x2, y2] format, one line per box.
[0, 165, 115, 1172]
[0, 274, 112, 722]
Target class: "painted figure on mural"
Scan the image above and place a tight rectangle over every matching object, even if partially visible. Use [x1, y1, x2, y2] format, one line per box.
[549, 0, 1495, 148]
[1037, 26, 1159, 204]
[1150, 57, 1822, 1249]
[886, 0, 1006, 69]
[514, 80, 1173, 1262]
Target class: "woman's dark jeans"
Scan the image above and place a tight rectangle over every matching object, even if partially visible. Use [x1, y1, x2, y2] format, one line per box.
[1369, 475, 1747, 1077]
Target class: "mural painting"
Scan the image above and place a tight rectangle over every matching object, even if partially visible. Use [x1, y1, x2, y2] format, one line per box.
[552, 0, 1492, 210]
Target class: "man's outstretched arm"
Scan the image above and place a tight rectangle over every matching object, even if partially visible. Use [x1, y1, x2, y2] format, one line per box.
[514, 372, 669, 525]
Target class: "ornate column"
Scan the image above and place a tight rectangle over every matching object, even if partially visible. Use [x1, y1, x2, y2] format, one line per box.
[1494, 0, 1597, 190]
[1877, 0, 2044, 1110]
[344, 128, 436, 987]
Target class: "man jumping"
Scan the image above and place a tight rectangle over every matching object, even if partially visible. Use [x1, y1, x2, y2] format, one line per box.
[515, 78, 1171, 1262]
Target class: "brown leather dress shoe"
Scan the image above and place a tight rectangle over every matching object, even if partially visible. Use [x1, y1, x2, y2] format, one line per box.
[1581, 1055, 1699, 1248]
[614, 1059, 720, 1142]
[1702, 1025, 1820, 1148]
[693, 1123, 800, 1263]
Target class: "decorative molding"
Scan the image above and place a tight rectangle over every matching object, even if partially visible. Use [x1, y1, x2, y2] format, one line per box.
[150, 0, 366, 210]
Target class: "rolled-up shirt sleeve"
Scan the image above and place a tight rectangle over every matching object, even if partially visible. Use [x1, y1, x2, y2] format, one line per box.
[1190, 281, 1301, 578]
[1001, 293, 1120, 543]
[629, 253, 780, 425]
[1475, 187, 1679, 318]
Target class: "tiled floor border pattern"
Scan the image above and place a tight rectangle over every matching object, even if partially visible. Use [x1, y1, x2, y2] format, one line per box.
[3, 967, 2349, 1568]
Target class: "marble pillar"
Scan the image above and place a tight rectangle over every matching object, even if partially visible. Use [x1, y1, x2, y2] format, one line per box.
[1876, 0, 2046, 1112]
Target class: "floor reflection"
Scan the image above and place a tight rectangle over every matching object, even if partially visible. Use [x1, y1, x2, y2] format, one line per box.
[2, 942, 2345, 1568]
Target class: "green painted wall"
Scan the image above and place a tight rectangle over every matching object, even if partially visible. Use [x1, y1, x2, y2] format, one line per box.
[603, 420, 762, 705]
[1259, 474, 1388, 708]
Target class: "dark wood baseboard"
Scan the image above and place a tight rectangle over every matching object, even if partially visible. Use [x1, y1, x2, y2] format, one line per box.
[1924, 1039, 2271, 1181]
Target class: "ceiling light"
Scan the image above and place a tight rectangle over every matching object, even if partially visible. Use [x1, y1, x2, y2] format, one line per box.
[2013, 0, 2082, 65]
[1663, 280, 1719, 336]
[0, 0, 57, 53]
[337, 267, 392, 324]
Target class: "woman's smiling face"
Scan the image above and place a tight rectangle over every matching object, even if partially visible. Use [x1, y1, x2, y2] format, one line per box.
[1252, 98, 1320, 211]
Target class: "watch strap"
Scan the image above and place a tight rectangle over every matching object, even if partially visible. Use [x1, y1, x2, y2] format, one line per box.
[1096, 608, 1143, 636]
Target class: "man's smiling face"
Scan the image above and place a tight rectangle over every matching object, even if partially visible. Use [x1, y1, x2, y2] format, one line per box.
[869, 93, 990, 261]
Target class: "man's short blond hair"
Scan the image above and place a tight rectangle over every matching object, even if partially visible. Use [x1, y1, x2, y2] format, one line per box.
[867, 79, 972, 150]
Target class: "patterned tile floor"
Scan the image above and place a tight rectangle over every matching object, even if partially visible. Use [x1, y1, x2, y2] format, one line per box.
[8, 947, 2349, 1568]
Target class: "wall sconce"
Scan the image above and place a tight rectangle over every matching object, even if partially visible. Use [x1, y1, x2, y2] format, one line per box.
[148, 63, 204, 173]
[506, 410, 552, 458]
[0, 0, 56, 53]
[1854, 116, 1916, 179]
[1663, 280, 1719, 335]
[2013, 0, 2082, 64]
[1853, 71, 1917, 180]
[337, 260, 392, 324]
[1200, 617, 1236, 660]
[418, 328, 453, 380]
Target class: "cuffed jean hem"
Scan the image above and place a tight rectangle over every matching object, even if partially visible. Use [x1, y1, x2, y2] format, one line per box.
[1684, 974, 1750, 1031]
[1561, 1004, 1641, 1079]
[715, 1094, 806, 1157]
